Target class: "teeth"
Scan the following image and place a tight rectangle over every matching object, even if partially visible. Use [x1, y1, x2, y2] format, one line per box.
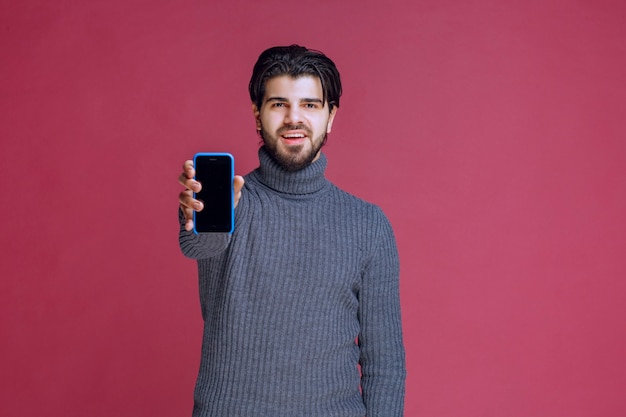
[283, 134, 304, 138]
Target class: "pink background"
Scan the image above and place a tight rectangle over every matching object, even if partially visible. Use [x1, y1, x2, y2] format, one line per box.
[2, 0, 625, 416]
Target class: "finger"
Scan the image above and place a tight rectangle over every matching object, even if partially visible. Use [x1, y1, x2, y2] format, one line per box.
[234, 175, 245, 193]
[180, 160, 198, 232]
[184, 212, 194, 231]
[182, 160, 195, 179]
[181, 205, 195, 231]
[179, 190, 202, 232]
[179, 189, 204, 211]
[178, 172, 202, 192]
[234, 175, 245, 208]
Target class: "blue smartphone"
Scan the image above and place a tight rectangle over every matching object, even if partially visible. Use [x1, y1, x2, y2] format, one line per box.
[193, 153, 234, 234]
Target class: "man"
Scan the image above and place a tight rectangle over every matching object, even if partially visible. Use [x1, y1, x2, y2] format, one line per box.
[178, 45, 405, 416]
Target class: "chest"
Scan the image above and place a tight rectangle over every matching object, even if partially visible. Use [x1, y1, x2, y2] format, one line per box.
[228, 192, 371, 300]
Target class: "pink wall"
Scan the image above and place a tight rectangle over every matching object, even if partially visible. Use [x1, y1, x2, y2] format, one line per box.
[2, 0, 625, 416]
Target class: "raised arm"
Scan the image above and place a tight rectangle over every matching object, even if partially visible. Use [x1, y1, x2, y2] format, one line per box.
[177, 159, 245, 259]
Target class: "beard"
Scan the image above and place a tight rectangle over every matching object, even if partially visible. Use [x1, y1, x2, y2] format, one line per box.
[259, 125, 328, 172]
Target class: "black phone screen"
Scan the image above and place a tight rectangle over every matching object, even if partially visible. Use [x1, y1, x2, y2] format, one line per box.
[193, 153, 234, 233]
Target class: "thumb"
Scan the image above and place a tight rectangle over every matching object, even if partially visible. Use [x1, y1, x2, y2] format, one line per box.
[234, 175, 245, 208]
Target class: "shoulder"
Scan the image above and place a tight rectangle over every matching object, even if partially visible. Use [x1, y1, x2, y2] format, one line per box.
[330, 183, 388, 216]
[328, 183, 395, 237]
[330, 186, 400, 270]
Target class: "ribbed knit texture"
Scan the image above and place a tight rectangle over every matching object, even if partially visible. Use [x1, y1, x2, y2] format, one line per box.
[179, 147, 405, 416]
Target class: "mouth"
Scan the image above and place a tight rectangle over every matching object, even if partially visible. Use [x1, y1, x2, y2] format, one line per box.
[280, 130, 308, 145]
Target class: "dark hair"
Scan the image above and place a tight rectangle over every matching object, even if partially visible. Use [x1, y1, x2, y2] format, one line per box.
[249, 45, 342, 112]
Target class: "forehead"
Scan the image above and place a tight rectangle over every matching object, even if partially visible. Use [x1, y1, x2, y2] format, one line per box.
[263, 75, 324, 100]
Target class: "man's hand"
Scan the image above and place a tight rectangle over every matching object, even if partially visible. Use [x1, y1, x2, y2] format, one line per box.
[178, 160, 245, 232]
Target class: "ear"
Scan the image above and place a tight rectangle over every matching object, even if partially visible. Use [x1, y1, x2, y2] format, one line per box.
[326, 107, 338, 133]
[252, 103, 261, 130]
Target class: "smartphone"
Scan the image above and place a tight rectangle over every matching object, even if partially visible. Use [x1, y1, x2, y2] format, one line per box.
[193, 153, 234, 234]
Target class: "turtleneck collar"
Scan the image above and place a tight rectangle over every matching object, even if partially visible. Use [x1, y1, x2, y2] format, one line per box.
[251, 146, 330, 195]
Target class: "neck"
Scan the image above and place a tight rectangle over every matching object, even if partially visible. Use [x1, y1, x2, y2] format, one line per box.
[255, 146, 329, 195]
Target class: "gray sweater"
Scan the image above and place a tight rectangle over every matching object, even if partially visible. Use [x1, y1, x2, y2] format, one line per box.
[179, 147, 405, 416]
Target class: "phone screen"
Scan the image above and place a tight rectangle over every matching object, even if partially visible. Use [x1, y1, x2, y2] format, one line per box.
[193, 153, 234, 234]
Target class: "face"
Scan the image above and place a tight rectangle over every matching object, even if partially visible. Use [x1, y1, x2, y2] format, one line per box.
[253, 75, 337, 171]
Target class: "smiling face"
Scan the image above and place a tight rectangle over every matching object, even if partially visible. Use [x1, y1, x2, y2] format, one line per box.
[253, 75, 337, 171]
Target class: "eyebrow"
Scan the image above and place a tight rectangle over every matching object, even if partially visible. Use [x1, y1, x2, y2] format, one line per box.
[265, 97, 324, 104]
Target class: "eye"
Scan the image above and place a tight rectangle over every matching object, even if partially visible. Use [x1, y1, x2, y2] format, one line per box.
[304, 103, 319, 109]
[271, 102, 285, 108]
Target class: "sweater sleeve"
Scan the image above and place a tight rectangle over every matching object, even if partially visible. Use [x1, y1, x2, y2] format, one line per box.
[358, 209, 406, 416]
[178, 207, 231, 259]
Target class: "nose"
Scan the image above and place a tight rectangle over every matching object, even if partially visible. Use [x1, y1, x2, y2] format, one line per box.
[284, 105, 303, 125]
